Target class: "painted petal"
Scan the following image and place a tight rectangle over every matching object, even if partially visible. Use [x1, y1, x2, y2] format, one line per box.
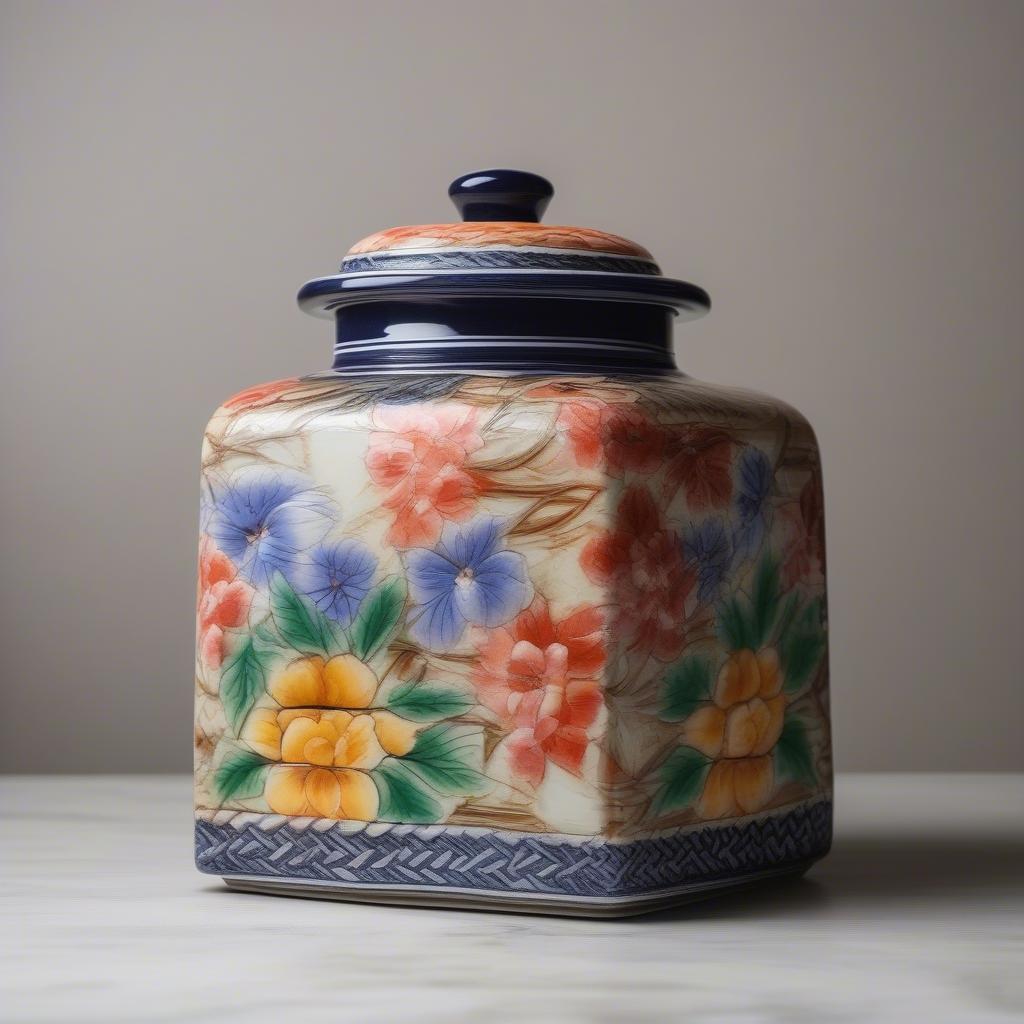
[544, 725, 589, 777]
[681, 705, 726, 759]
[387, 504, 443, 549]
[334, 714, 386, 770]
[337, 770, 380, 821]
[269, 657, 326, 707]
[406, 548, 459, 602]
[698, 762, 739, 820]
[322, 655, 378, 709]
[244, 708, 282, 761]
[281, 715, 336, 766]
[213, 580, 252, 629]
[200, 625, 225, 669]
[561, 679, 602, 730]
[409, 590, 464, 649]
[733, 756, 774, 814]
[555, 605, 606, 677]
[439, 516, 504, 568]
[304, 767, 343, 818]
[455, 550, 533, 628]
[515, 598, 558, 650]
[756, 648, 783, 698]
[506, 729, 547, 787]
[723, 700, 760, 759]
[714, 650, 761, 708]
[507, 640, 546, 686]
[265, 766, 311, 816]
[752, 694, 786, 756]
[371, 711, 418, 757]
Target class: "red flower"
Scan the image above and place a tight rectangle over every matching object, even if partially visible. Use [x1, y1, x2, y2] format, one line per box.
[556, 400, 666, 477]
[556, 400, 608, 468]
[365, 405, 485, 547]
[664, 425, 733, 510]
[474, 599, 605, 785]
[781, 475, 826, 589]
[603, 406, 666, 476]
[197, 538, 253, 668]
[581, 486, 693, 661]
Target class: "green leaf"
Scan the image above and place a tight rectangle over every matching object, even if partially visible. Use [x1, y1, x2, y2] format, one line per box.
[402, 724, 485, 795]
[220, 635, 274, 734]
[372, 759, 443, 823]
[385, 680, 474, 722]
[750, 552, 780, 648]
[773, 591, 800, 647]
[352, 577, 406, 661]
[660, 657, 712, 721]
[779, 599, 825, 693]
[269, 572, 343, 656]
[775, 716, 816, 785]
[213, 748, 269, 801]
[651, 746, 711, 816]
[718, 595, 752, 651]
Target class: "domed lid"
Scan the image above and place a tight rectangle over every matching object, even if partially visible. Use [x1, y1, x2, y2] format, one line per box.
[298, 169, 709, 318]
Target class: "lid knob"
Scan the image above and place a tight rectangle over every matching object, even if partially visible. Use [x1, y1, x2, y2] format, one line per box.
[448, 169, 554, 223]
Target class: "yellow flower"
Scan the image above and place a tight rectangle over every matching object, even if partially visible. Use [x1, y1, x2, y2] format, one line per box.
[241, 653, 424, 822]
[265, 765, 380, 820]
[683, 647, 786, 819]
[269, 654, 379, 708]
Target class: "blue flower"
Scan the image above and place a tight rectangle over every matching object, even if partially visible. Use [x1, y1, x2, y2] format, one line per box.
[406, 517, 533, 649]
[206, 471, 332, 587]
[685, 517, 733, 604]
[295, 539, 377, 626]
[733, 447, 773, 559]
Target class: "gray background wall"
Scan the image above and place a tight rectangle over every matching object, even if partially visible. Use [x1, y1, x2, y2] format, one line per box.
[2, 0, 1021, 772]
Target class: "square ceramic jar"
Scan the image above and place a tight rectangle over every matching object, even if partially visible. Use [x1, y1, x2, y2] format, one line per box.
[194, 171, 831, 916]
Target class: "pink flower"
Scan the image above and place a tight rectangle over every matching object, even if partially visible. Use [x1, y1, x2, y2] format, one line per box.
[365, 405, 485, 548]
[197, 538, 253, 668]
[474, 599, 605, 785]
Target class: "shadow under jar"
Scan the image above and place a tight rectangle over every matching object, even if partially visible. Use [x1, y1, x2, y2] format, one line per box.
[194, 169, 832, 916]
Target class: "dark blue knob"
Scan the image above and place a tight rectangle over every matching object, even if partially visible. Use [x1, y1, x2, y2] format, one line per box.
[448, 169, 554, 223]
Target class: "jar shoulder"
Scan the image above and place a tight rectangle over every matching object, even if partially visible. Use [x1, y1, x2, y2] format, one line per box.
[203, 371, 819, 462]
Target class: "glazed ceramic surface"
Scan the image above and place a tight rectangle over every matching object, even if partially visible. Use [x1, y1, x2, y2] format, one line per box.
[195, 171, 831, 914]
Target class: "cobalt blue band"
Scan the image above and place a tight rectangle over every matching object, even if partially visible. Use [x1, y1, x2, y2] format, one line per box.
[195, 800, 832, 901]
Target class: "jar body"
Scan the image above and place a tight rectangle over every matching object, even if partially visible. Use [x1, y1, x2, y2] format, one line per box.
[194, 370, 831, 914]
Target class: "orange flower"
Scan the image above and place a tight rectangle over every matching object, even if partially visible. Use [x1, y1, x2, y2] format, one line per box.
[685, 648, 786, 819]
[196, 538, 253, 668]
[365, 404, 485, 547]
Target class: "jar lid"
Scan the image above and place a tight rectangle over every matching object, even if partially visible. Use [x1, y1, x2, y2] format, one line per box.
[297, 169, 709, 319]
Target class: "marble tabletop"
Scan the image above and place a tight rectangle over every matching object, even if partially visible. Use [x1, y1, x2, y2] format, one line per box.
[1, 774, 1022, 1023]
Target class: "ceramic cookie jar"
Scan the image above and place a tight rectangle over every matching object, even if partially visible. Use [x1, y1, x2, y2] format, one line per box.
[194, 169, 832, 916]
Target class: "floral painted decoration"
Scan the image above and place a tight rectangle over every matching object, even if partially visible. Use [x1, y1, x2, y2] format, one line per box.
[196, 373, 829, 839]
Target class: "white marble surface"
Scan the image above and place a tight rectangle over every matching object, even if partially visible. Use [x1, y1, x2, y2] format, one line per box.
[1, 774, 1022, 1023]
